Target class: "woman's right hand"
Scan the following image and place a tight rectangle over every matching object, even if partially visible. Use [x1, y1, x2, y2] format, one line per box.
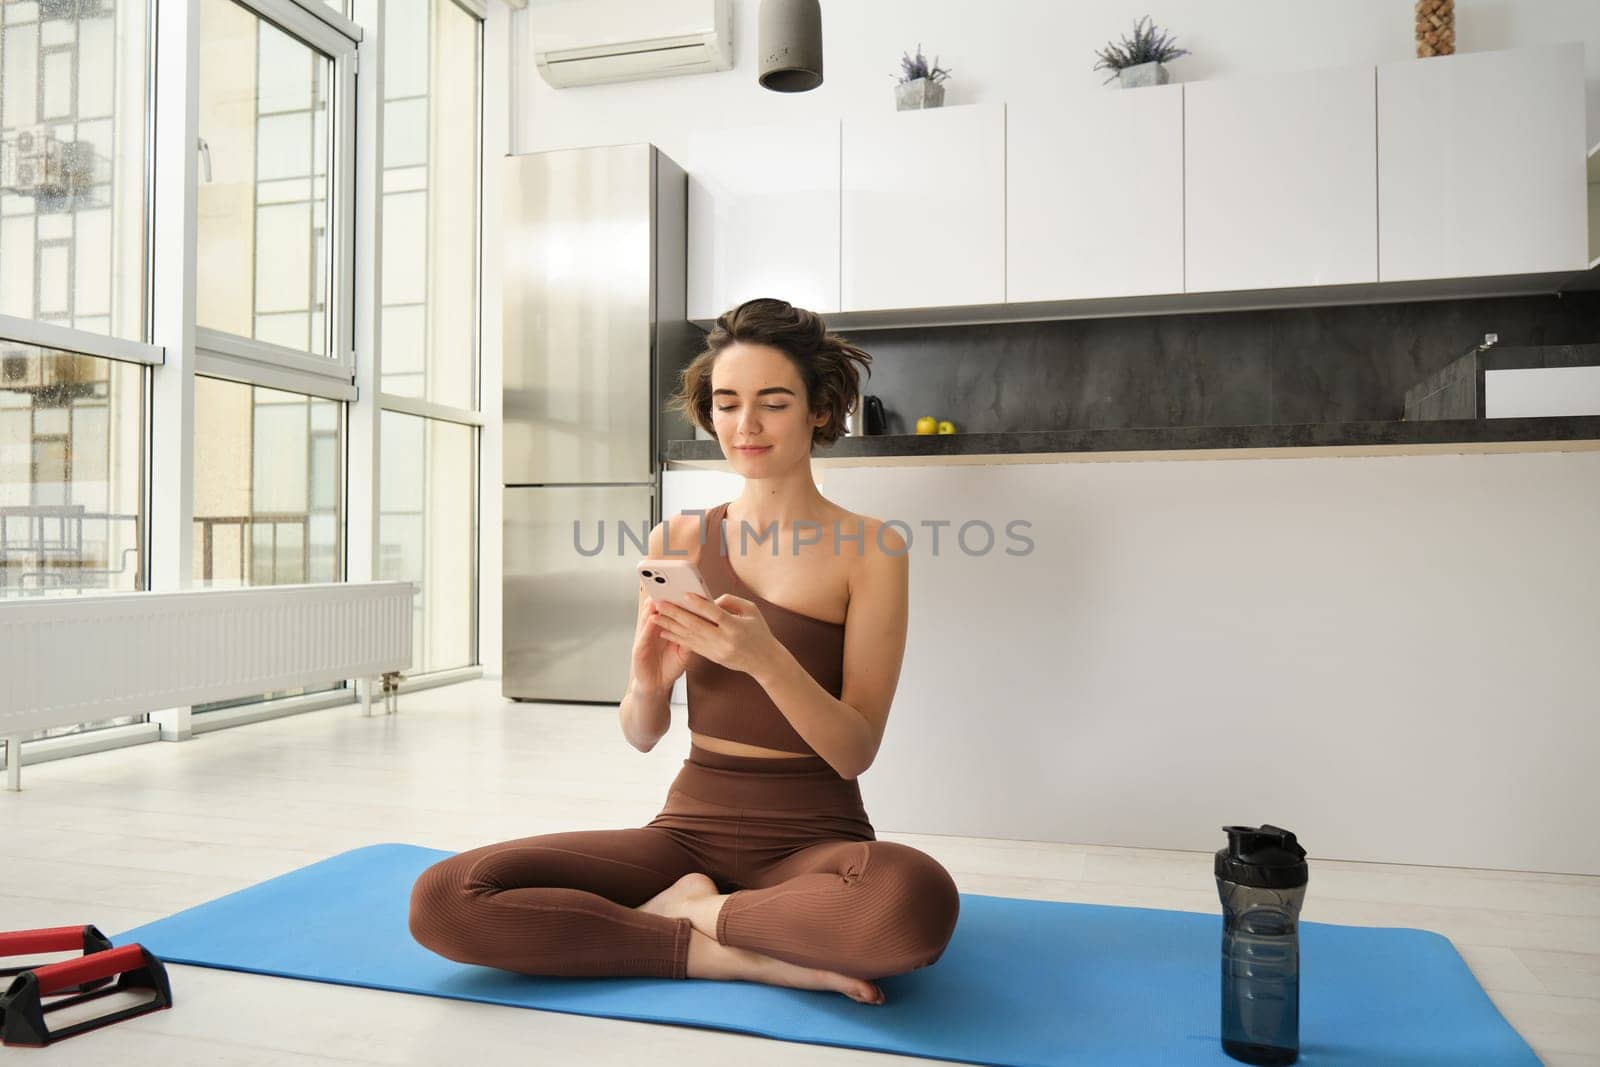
[632, 594, 690, 694]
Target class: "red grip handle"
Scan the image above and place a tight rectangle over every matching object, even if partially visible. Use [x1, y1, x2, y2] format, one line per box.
[31, 943, 146, 995]
[0, 926, 90, 955]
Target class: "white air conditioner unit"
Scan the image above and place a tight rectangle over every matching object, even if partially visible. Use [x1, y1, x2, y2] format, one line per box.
[531, 0, 732, 89]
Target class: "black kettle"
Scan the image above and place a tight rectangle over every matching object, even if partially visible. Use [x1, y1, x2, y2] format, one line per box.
[862, 395, 886, 435]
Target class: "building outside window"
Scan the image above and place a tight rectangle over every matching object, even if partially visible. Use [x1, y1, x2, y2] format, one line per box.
[195, 0, 333, 356]
[193, 376, 342, 588]
[0, 0, 148, 341]
[0, 343, 144, 599]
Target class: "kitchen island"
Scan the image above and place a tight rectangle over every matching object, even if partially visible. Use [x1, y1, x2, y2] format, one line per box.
[661, 417, 1600, 876]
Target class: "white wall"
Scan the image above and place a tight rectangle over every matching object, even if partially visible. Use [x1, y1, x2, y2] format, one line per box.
[670, 452, 1600, 877]
[512, 0, 1600, 157]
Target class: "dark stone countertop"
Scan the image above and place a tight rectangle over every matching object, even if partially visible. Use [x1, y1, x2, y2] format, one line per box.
[664, 415, 1600, 468]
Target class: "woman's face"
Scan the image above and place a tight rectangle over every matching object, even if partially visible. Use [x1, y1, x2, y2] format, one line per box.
[710, 342, 828, 471]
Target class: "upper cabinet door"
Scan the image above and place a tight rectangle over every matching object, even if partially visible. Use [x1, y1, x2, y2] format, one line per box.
[1007, 88, 1183, 303]
[842, 103, 1005, 312]
[1377, 44, 1587, 282]
[1185, 66, 1377, 293]
[686, 118, 841, 322]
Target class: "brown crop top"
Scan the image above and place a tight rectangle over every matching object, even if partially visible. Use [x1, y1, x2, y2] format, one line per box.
[684, 501, 847, 756]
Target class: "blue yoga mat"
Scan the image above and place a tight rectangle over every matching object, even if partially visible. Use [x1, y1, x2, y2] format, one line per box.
[109, 844, 1536, 1066]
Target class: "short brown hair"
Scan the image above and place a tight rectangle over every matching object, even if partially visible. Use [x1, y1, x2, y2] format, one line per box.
[670, 298, 873, 449]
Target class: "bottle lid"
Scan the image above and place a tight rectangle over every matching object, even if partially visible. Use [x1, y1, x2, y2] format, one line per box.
[1214, 824, 1309, 889]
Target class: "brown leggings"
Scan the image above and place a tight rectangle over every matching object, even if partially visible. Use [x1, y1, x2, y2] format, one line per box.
[407, 744, 961, 981]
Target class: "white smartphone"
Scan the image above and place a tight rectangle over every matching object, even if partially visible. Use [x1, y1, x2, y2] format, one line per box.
[636, 558, 712, 611]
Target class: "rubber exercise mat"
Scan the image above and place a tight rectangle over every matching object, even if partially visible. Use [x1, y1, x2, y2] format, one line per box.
[109, 843, 1538, 1065]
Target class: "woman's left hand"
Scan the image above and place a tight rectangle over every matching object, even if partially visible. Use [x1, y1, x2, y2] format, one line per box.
[647, 593, 782, 677]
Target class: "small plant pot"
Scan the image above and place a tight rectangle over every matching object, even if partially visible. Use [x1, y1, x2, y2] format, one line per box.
[895, 77, 945, 110]
[1117, 61, 1170, 88]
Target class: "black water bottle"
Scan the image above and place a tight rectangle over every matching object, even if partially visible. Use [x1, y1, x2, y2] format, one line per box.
[1215, 824, 1309, 1065]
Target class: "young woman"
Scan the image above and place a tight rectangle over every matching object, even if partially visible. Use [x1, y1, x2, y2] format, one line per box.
[409, 298, 960, 1006]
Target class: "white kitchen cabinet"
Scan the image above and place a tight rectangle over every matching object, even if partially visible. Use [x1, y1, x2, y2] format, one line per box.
[841, 103, 1005, 312]
[1007, 88, 1184, 303]
[685, 118, 841, 322]
[1377, 43, 1588, 282]
[1185, 66, 1377, 293]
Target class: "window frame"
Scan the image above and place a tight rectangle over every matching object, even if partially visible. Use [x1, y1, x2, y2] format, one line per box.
[0, 313, 164, 369]
[191, 0, 361, 398]
[364, 0, 486, 677]
[374, 0, 485, 420]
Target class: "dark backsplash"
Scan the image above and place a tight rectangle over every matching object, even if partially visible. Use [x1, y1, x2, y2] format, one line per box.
[839, 291, 1600, 434]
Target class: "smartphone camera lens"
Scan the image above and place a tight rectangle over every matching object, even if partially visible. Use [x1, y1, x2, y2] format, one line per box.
[653, 575, 667, 584]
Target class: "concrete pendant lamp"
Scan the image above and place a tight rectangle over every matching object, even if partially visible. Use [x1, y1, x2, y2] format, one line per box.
[758, 0, 824, 92]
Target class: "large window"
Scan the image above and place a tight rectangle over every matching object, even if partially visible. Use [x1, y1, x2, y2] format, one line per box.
[2, 0, 486, 753]
[196, 0, 333, 356]
[380, 410, 475, 672]
[0, 343, 144, 597]
[376, 0, 482, 677]
[0, 0, 150, 341]
[182, 0, 357, 715]
[379, 0, 478, 408]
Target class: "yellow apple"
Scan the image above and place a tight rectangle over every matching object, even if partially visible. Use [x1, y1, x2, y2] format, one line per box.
[915, 415, 938, 435]
[937, 420, 956, 434]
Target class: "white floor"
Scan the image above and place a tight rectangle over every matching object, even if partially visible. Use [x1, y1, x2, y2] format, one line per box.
[3, 678, 1596, 1065]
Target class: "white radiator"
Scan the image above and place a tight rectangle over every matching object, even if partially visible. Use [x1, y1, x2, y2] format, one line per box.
[1, 580, 413, 745]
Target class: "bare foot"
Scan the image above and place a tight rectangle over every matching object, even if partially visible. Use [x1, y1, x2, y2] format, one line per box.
[638, 872, 720, 927]
[641, 874, 887, 1005]
[686, 926, 885, 1005]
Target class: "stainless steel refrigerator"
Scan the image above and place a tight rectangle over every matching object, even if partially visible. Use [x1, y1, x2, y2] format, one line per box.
[502, 144, 697, 702]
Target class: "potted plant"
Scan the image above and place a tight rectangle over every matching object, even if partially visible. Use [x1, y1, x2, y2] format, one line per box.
[1093, 16, 1191, 88]
[893, 43, 952, 110]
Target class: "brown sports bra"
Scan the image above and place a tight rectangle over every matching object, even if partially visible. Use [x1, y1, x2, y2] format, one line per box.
[685, 501, 847, 757]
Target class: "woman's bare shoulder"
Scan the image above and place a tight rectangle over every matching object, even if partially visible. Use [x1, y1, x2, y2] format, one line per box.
[830, 507, 910, 564]
[647, 510, 714, 565]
